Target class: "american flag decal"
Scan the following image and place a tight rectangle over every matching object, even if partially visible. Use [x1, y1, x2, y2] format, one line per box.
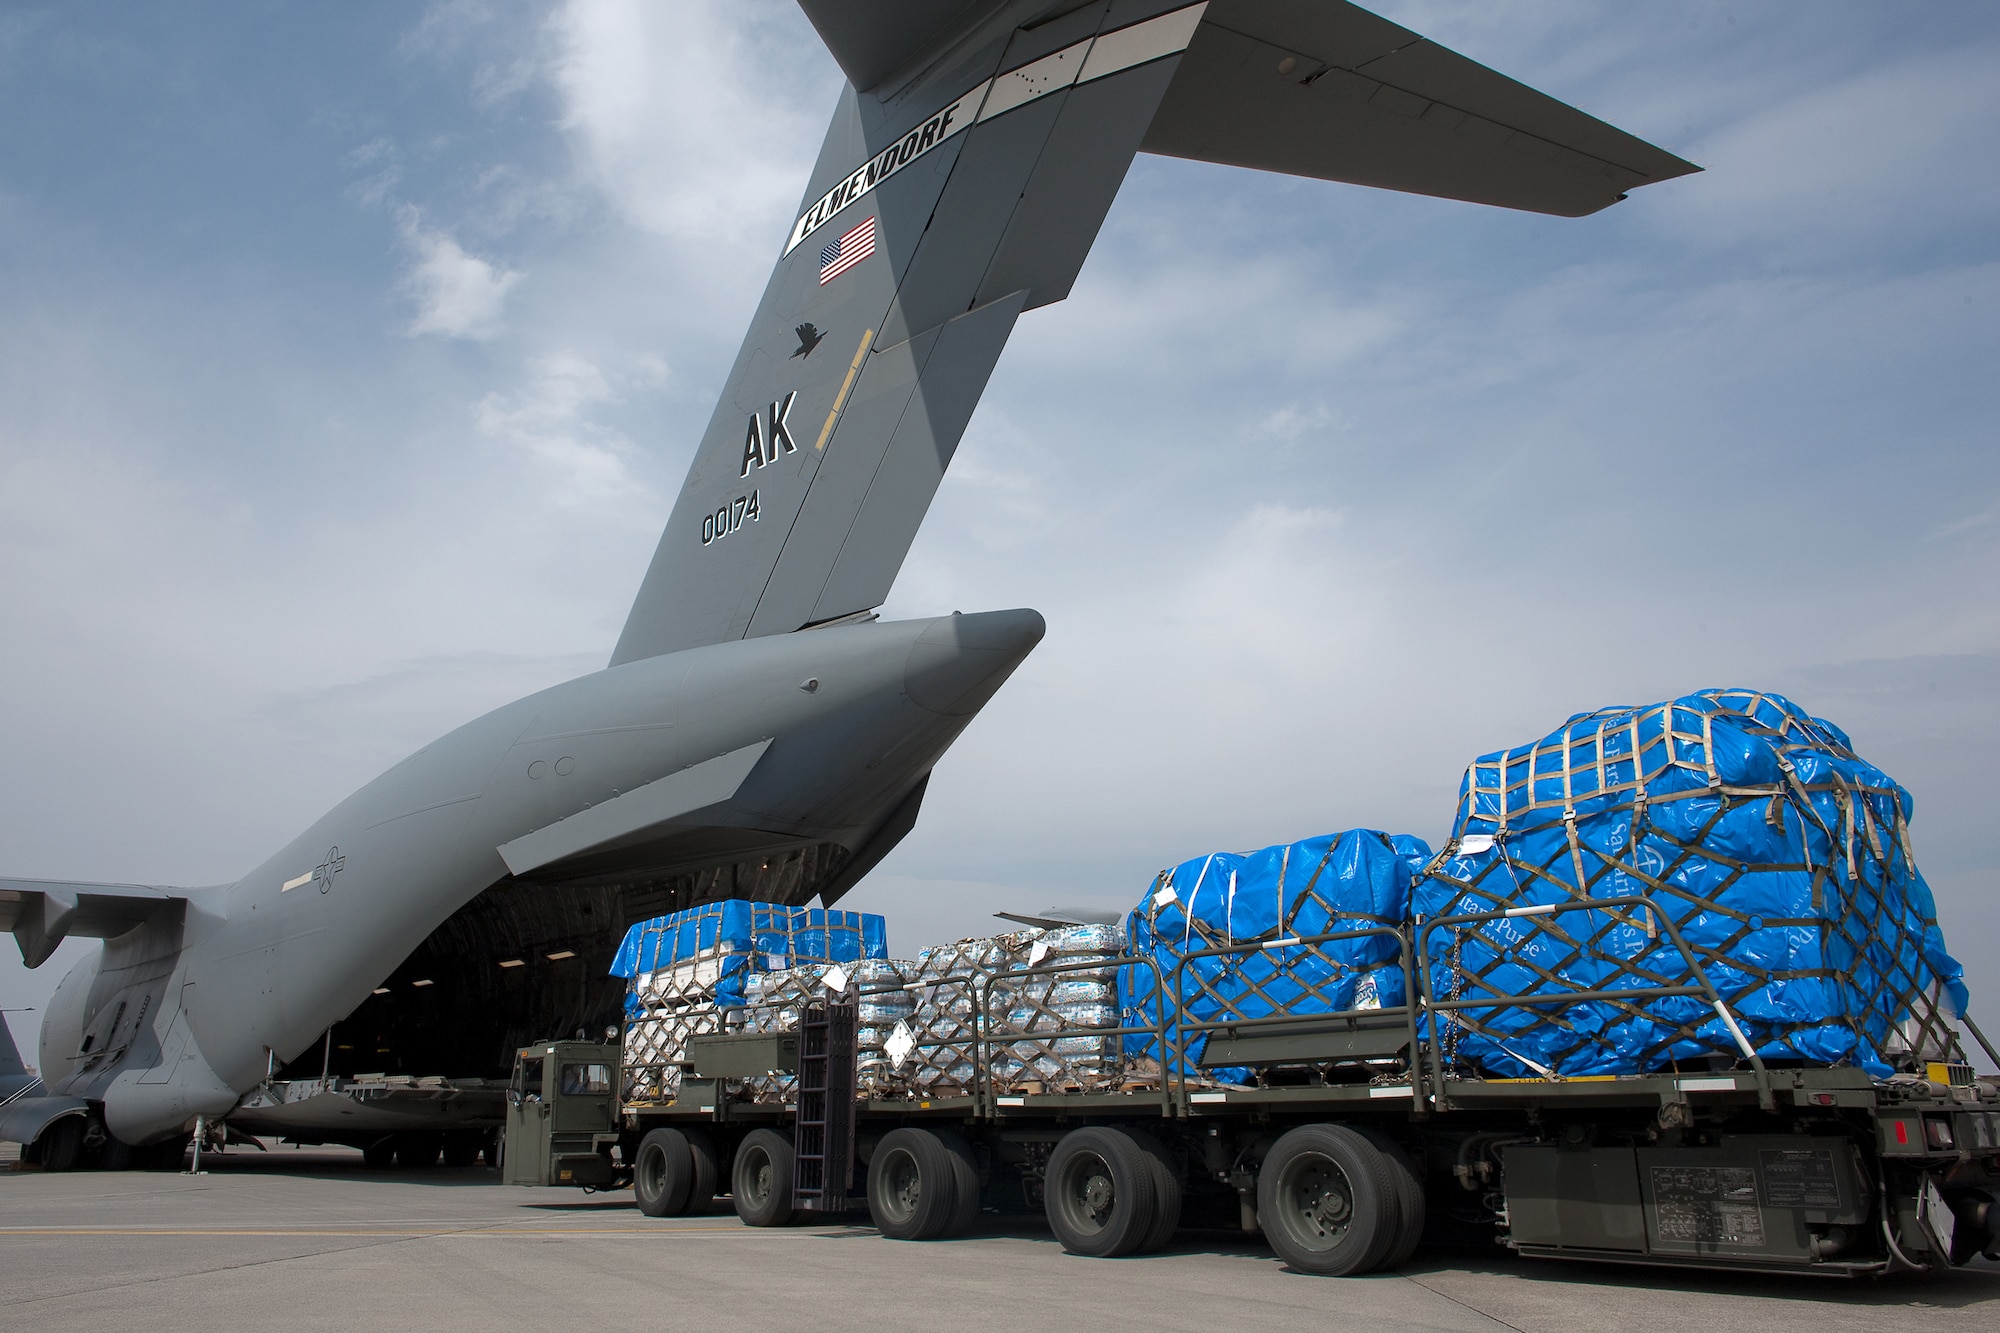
[819, 216, 877, 285]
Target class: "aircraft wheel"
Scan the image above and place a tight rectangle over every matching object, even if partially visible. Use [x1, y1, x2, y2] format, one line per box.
[99, 1133, 138, 1171]
[1256, 1123, 1400, 1276]
[683, 1128, 721, 1215]
[867, 1128, 964, 1240]
[732, 1128, 795, 1227]
[35, 1117, 86, 1173]
[395, 1133, 443, 1169]
[634, 1128, 695, 1217]
[1351, 1125, 1426, 1270]
[144, 1136, 190, 1171]
[1043, 1125, 1159, 1258]
[362, 1137, 396, 1170]
[1124, 1127, 1184, 1254]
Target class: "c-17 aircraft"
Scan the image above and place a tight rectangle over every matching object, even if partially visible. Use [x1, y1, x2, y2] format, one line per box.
[0, 1, 1694, 1167]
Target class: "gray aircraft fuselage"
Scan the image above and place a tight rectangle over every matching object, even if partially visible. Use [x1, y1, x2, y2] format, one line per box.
[35, 610, 1040, 1144]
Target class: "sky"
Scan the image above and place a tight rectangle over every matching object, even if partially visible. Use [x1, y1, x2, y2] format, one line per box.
[1, 2, 1996, 1069]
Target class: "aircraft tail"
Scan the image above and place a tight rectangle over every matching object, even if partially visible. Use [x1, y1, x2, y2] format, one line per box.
[0, 1016, 25, 1079]
[610, 1, 1695, 666]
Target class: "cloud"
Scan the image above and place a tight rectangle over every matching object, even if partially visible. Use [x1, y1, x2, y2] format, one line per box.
[474, 352, 653, 508]
[548, 0, 837, 245]
[399, 207, 523, 339]
[1651, 41, 2000, 256]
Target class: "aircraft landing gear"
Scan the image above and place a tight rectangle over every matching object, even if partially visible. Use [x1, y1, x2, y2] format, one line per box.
[33, 1117, 87, 1173]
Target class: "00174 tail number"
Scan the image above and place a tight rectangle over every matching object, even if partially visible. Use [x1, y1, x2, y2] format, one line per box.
[702, 491, 761, 546]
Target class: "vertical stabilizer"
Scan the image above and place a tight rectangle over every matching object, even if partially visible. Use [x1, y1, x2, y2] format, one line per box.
[611, 3, 1209, 665]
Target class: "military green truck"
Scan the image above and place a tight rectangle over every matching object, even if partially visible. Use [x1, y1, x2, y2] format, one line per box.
[499, 905, 2000, 1278]
[500, 1039, 621, 1189]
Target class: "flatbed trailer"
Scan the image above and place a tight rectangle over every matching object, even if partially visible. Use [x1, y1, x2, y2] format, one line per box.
[507, 897, 2000, 1277]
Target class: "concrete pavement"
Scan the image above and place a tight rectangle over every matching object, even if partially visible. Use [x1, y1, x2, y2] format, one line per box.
[1, 1146, 1995, 1332]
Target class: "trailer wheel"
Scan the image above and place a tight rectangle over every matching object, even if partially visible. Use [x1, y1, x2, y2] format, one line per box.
[683, 1128, 721, 1215]
[1125, 1127, 1184, 1255]
[634, 1128, 695, 1217]
[868, 1128, 965, 1240]
[933, 1128, 984, 1238]
[1351, 1125, 1425, 1269]
[362, 1137, 396, 1170]
[441, 1134, 480, 1169]
[1257, 1123, 1400, 1276]
[1044, 1126, 1159, 1258]
[733, 1128, 796, 1227]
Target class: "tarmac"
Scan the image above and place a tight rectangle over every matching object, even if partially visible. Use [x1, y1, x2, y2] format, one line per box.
[1, 1142, 1996, 1333]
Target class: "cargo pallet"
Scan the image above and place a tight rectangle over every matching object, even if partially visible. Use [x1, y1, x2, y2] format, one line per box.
[506, 895, 2000, 1277]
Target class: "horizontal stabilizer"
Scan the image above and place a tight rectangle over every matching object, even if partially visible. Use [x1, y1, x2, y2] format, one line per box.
[497, 739, 773, 877]
[0, 879, 183, 968]
[1144, 0, 1698, 215]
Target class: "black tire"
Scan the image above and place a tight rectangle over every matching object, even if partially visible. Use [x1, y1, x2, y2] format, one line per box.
[362, 1137, 396, 1170]
[395, 1134, 443, 1170]
[144, 1135, 190, 1171]
[868, 1128, 964, 1240]
[683, 1129, 720, 1215]
[99, 1133, 138, 1171]
[634, 1128, 695, 1218]
[1125, 1127, 1184, 1255]
[732, 1128, 795, 1227]
[36, 1117, 86, 1173]
[442, 1134, 479, 1169]
[1351, 1125, 1425, 1270]
[479, 1132, 500, 1168]
[1257, 1123, 1400, 1276]
[1044, 1126, 1159, 1258]
[933, 1128, 984, 1238]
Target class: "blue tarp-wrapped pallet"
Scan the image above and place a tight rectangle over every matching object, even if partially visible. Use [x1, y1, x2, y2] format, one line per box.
[1122, 829, 1433, 1082]
[1414, 689, 1968, 1080]
[614, 901, 888, 1100]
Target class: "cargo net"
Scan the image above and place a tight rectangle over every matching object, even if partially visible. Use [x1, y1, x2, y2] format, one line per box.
[896, 926, 1126, 1095]
[621, 1003, 724, 1102]
[631, 955, 749, 1011]
[614, 899, 890, 1103]
[1414, 689, 1970, 1080]
[1122, 830, 1428, 1084]
[737, 961, 917, 1102]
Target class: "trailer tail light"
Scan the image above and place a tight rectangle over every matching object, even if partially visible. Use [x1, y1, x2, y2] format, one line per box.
[1807, 1092, 1837, 1107]
[1894, 1120, 1910, 1145]
[1924, 1118, 1954, 1150]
